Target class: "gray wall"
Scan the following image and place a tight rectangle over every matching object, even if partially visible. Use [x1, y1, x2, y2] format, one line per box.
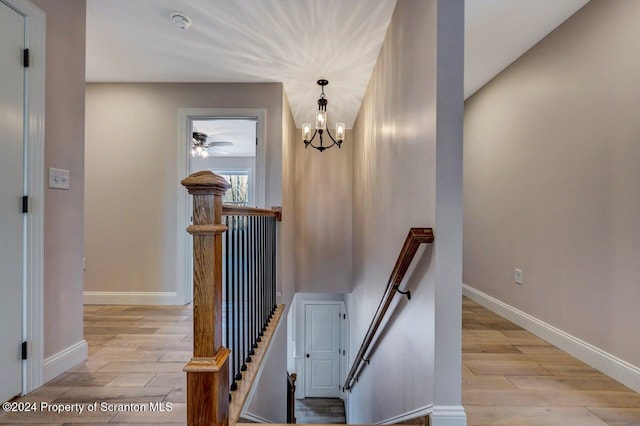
[84, 83, 283, 296]
[31, 0, 86, 361]
[348, 0, 464, 423]
[242, 88, 297, 423]
[464, 0, 640, 370]
[245, 317, 287, 422]
[294, 129, 353, 294]
[280, 89, 296, 307]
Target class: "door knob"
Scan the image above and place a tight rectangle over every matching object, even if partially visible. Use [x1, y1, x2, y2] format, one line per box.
[306, 354, 310, 358]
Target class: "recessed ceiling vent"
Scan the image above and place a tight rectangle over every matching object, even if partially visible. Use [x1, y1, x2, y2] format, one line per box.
[170, 12, 192, 30]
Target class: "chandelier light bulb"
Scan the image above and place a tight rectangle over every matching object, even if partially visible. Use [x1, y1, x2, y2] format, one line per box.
[336, 123, 346, 141]
[315, 110, 327, 130]
[302, 123, 312, 141]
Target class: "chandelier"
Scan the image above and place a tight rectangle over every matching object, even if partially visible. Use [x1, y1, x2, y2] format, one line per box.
[302, 79, 346, 152]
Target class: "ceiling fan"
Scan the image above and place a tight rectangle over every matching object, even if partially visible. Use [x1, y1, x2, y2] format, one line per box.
[192, 131, 233, 157]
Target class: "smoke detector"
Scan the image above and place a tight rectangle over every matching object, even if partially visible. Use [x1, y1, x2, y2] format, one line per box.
[170, 12, 192, 30]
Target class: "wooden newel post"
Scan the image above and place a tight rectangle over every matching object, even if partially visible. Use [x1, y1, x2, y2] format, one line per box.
[181, 171, 231, 426]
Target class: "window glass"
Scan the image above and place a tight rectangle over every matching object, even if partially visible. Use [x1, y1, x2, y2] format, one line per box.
[216, 171, 249, 206]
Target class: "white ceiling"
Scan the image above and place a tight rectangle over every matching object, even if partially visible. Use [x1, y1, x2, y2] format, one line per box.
[86, 0, 590, 128]
[465, 0, 590, 99]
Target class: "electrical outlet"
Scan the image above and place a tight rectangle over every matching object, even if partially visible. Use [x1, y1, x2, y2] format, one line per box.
[515, 269, 523, 285]
[48, 168, 70, 190]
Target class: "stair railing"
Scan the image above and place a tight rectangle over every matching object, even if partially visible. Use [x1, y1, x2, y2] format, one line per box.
[221, 205, 280, 395]
[343, 228, 434, 391]
[181, 171, 281, 426]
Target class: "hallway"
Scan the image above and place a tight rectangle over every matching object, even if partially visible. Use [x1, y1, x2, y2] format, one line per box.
[462, 297, 640, 425]
[0, 299, 638, 424]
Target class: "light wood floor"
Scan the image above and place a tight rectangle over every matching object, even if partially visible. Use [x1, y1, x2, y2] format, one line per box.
[295, 398, 345, 424]
[0, 305, 193, 425]
[0, 300, 639, 425]
[462, 296, 640, 426]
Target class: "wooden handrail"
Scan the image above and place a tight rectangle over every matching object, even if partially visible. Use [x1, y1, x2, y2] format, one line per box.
[222, 205, 282, 221]
[343, 227, 434, 391]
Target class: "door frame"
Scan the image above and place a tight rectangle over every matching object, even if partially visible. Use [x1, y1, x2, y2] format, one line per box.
[300, 300, 348, 399]
[176, 108, 266, 304]
[2, 0, 46, 395]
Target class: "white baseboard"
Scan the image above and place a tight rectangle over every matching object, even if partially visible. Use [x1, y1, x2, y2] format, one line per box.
[84, 291, 181, 305]
[463, 284, 640, 393]
[430, 405, 467, 426]
[378, 404, 433, 424]
[43, 340, 88, 383]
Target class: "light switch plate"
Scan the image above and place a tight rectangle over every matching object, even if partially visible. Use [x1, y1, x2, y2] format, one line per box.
[515, 268, 523, 285]
[49, 168, 70, 190]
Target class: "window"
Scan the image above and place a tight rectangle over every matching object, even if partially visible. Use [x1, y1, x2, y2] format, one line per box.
[215, 170, 251, 206]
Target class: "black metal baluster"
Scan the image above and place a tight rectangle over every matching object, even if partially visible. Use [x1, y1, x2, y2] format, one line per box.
[271, 216, 276, 314]
[240, 216, 248, 371]
[246, 216, 255, 362]
[254, 216, 261, 345]
[228, 216, 237, 391]
[270, 216, 274, 316]
[247, 216, 258, 356]
[262, 216, 268, 334]
[234, 216, 242, 383]
[259, 216, 265, 336]
[266, 216, 271, 321]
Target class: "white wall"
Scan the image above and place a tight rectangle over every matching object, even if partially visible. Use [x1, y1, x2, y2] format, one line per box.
[348, 0, 464, 424]
[31, 0, 87, 370]
[191, 156, 255, 175]
[84, 83, 283, 302]
[464, 0, 640, 374]
[294, 130, 353, 294]
[244, 317, 287, 423]
[280, 90, 296, 307]
[243, 89, 297, 422]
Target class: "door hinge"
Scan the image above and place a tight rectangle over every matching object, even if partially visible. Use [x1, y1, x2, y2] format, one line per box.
[22, 196, 29, 213]
[21, 342, 27, 360]
[23, 49, 30, 68]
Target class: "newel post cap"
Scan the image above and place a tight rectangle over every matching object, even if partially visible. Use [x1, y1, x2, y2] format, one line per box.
[181, 171, 231, 196]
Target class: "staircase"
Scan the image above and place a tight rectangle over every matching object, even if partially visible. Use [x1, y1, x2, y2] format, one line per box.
[182, 171, 435, 426]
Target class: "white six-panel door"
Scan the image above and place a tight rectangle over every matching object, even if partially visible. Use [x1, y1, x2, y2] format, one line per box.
[304, 303, 340, 397]
[0, 0, 26, 403]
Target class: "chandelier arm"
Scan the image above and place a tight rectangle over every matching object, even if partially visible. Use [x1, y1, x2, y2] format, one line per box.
[325, 127, 342, 144]
[304, 129, 318, 144]
[307, 131, 337, 151]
